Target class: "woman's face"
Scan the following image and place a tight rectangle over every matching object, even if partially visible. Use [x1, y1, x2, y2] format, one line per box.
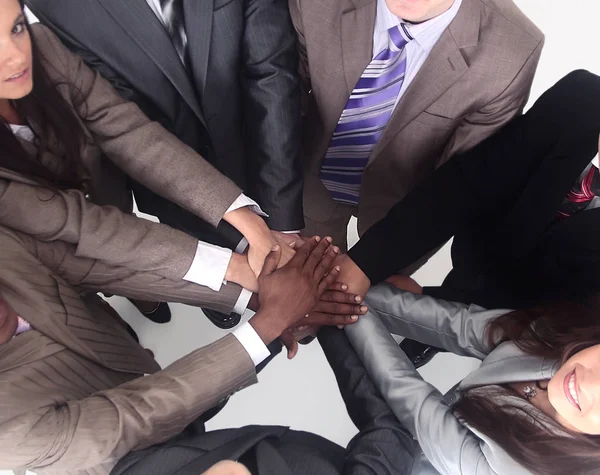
[547, 344, 600, 434]
[0, 0, 33, 101]
[0, 293, 19, 344]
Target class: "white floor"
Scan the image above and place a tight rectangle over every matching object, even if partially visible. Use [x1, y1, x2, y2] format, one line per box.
[8, 1, 600, 474]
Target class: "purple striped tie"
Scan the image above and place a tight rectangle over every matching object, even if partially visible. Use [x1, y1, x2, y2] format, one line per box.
[321, 24, 413, 205]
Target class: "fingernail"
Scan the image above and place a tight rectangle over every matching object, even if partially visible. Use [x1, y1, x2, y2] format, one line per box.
[272, 245, 280, 251]
[341, 284, 348, 290]
[337, 325, 344, 330]
[354, 295, 362, 302]
[351, 315, 358, 321]
[360, 306, 368, 313]
[334, 266, 341, 271]
[315, 236, 321, 242]
[333, 246, 340, 253]
[326, 236, 333, 243]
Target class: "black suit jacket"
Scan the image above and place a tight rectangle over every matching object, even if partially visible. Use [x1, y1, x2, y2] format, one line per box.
[348, 70, 600, 308]
[27, 0, 304, 241]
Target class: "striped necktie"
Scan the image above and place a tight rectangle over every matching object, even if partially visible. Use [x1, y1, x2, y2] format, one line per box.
[320, 24, 413, 205]
[159, 0, 189, 66]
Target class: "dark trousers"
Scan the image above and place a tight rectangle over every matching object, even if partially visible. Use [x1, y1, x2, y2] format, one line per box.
[112, 328, 415, 475]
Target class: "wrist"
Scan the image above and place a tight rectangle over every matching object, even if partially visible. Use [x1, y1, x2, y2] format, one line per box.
[225, 252, 244, 284]
[249, 309, 282, 345]
[224, 207, 272, 246]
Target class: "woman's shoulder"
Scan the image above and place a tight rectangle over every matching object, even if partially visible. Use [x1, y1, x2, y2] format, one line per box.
[29, 23, 73, 79]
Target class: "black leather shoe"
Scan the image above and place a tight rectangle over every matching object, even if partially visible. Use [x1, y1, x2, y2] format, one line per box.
[399, 339, 443, 369]
[202, 309, 242, 329]
[131, 300, 172, 324]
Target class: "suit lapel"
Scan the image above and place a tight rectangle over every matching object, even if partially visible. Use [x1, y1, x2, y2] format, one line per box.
[183, 0, 214, 99]
[97, 0, 206, 125]
[340, 0, 376, 96]
[369, 0, 479, 164]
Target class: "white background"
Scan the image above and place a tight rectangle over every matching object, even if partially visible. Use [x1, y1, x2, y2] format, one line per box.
[6, 1, 600, 473]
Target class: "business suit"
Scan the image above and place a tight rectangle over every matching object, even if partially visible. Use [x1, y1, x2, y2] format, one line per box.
[290, 0, 543, 249]
[325, 284, 553, 474]
[347, 70, 600, 310]
[0, 24, 252, 312]
[26, 0, 304, 245]
[0, 226, 416, 475]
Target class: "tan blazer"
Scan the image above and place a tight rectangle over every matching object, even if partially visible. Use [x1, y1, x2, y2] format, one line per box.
[0, 24, 243, 298]
[290, 0, 544, 235]
[0, 226, 256, 475]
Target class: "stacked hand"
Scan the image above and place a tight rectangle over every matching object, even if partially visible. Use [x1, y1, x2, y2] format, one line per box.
[248, 236, 366, 356]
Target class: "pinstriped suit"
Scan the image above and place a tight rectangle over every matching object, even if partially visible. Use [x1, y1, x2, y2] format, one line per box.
[0, 226, 256, 475]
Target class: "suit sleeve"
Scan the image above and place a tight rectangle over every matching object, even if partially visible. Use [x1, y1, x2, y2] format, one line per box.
[347, 68, 600, 285]
[34, 24, 242, 228]
[366, 284, 510, 359]
[0, 228, 255, 472]
[288, 0, 311, 112]
[241, 0, 304, 231]
[345, 311, 497, 475]
[0, 179, 199, 281]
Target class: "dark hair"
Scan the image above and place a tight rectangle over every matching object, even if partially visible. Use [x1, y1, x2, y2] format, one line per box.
[453, 301, 600, 474]
[0, 0, 88, 189]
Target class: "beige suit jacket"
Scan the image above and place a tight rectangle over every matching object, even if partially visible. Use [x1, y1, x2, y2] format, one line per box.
[290, 0, 544, 234]
[0, 226, 256, 475]
[0, 25, 243, 309]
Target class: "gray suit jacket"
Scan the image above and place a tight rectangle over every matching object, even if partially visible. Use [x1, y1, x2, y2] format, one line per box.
[0, 25, 245, 313]
[290, 0, 544, 235]
[346, 284, 559, 474]
[0, 225, 257, 475]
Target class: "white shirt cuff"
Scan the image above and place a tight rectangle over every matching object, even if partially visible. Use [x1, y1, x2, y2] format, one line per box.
[182, 241, 233, 292]
[226, 193, 268, 218]
[233, 321, 271, 367]
[233, 288, 253, 315]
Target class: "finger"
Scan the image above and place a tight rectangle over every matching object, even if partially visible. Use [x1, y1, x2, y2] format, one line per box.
[320, 290, 363, 304]
[313, 244, 339, 280]
[303, 236, 333, 275]
[313, 300, 368, 316]
[260, 245, 281, 277]
[328, 282, 349, 292]
[304, 312, 360, 327]
[289, 235, 320, 267]
[318, 265, 340, 294]
[280, 330, 299, 359]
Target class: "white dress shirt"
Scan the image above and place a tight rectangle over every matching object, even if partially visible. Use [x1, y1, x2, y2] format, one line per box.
[374, 0, 462, 110]
[9, 124, 271, 365]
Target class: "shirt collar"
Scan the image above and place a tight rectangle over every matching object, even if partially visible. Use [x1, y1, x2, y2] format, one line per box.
[376, 0, 462, 51]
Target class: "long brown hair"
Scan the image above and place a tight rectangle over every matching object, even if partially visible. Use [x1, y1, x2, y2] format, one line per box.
[453, 301, 600, 474]
[0, 0, 88, 189]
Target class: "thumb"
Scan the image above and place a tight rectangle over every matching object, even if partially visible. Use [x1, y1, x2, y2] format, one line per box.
[261, 245, 281, 277]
